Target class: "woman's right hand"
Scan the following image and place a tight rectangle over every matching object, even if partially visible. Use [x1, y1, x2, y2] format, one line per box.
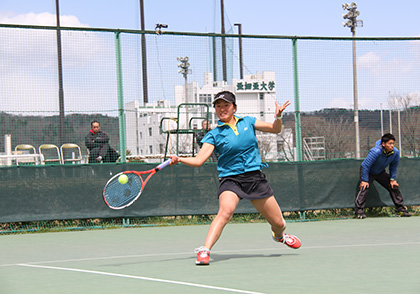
[169, 155, 180, 165]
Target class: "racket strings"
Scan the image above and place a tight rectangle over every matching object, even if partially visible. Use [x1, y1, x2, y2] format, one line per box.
[104, 174, 142, 208]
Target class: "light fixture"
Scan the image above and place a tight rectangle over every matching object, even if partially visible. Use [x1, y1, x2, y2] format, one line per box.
[155, 23, 168, 35]
[342, 2, 363, 30]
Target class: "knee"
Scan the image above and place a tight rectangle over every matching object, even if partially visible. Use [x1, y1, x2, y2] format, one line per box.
[277, 221, 286, 232]
[217, 208, 235, 223]
[89, 149, 99, 156]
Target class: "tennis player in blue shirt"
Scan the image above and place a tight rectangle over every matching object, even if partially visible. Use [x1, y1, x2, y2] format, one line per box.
[170, 91, 301, 265]
[355, 133, 411, 219]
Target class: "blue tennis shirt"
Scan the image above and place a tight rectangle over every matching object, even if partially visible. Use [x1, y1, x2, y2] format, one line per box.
[201, 116, 262, 177]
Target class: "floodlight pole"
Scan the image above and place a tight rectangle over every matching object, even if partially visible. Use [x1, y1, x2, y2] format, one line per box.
[351, 25, 360, 159]
[177, 57, 191, 123]
[343, 2, 362, 159]
[55, 0, 65, 145]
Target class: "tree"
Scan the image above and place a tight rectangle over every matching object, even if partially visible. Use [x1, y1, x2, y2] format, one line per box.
[300, 116, 354, 159]
[388, 92, 420, 157]
[257, 133, 276, 161]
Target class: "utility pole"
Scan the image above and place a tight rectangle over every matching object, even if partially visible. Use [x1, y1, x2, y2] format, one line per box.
[220, 0, 227, 82]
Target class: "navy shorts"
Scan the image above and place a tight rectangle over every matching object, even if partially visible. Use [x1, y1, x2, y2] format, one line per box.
[218, 170, 274, 200]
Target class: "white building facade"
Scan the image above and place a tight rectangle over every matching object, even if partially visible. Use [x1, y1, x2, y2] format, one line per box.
[125, 99, 176, 158]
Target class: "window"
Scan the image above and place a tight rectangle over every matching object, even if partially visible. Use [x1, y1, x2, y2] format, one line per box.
[199, 94, 212, 105]
[149, 145, 153, 154]
[148, 127, 152, 136]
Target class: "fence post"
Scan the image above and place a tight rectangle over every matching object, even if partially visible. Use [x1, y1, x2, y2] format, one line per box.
[4, 134, 12, 166]
[292, 38, 303, 161]
[115, 32, 127, 163]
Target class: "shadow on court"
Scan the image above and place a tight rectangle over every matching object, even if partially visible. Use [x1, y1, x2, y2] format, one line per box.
[210, 253, 291, 263]
[1, 217, 419, 294]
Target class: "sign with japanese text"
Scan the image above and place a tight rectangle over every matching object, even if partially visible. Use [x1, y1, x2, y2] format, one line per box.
[235, 80, 275, 92]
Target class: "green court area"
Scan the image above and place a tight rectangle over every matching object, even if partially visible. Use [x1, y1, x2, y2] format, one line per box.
[1, 217, 419, 294]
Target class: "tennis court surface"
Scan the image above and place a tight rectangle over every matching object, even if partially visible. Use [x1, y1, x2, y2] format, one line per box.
[1, 217, 419, 294]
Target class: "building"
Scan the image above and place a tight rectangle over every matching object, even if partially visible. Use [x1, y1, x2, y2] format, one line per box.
[125, 99, 176, 159]
[125, 71, 293, 161]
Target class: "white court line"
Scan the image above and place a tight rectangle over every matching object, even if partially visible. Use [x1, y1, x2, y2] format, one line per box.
[301, 241, 420, 249]
[18, 263, 265, 294]
[2, 241, 420, 268]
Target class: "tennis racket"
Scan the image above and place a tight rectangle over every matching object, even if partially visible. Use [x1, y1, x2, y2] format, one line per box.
[103, 158, 172, 210]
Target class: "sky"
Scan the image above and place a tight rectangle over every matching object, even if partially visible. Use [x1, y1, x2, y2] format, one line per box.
[1, 0, 420, 114]
[1, 0, 419, 37]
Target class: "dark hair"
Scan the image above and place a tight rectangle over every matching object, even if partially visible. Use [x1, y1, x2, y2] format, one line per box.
[212, 91, 236, 106]
[91, 120, 100, 127]
[381, 133, 395, 143]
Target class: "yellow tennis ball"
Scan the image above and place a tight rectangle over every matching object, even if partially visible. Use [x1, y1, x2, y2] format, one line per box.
[118, 174, 129, 184]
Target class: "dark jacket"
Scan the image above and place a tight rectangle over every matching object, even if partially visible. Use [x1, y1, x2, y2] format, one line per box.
[85, 130, 110, 151]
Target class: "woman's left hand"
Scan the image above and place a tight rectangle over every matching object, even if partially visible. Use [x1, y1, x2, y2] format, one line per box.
[275, 100, 291, 118]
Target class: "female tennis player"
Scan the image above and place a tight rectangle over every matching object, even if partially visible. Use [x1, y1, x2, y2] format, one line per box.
[170, 91, 301, 265]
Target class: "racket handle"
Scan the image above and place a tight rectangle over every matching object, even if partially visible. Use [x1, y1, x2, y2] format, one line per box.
[157, 158, 173, 170]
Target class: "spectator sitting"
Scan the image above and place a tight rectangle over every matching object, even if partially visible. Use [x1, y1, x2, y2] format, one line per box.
[85, 121, 119, 163]
[195, 120, 218, 162]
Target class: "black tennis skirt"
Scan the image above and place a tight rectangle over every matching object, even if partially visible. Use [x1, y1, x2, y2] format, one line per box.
[218, 170, 274, 200]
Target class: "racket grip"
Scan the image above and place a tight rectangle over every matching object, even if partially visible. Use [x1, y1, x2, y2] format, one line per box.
[157, 158, 173, 170]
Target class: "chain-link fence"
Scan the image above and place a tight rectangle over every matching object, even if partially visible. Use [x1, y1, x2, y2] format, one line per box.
[1, 24, 420, 165]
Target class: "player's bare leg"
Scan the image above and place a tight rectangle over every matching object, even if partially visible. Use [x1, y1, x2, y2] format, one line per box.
[204, 191, 240, 250]
[195, 192, 240, 265]
[251, 196, 301, 249]
[251, 196, 286, 237]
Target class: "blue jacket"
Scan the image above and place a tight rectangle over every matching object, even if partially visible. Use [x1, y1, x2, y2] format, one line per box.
[361, 140, 399, 182]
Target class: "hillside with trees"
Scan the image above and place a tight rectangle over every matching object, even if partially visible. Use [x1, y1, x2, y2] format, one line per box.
[0, 113, 119, 154]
